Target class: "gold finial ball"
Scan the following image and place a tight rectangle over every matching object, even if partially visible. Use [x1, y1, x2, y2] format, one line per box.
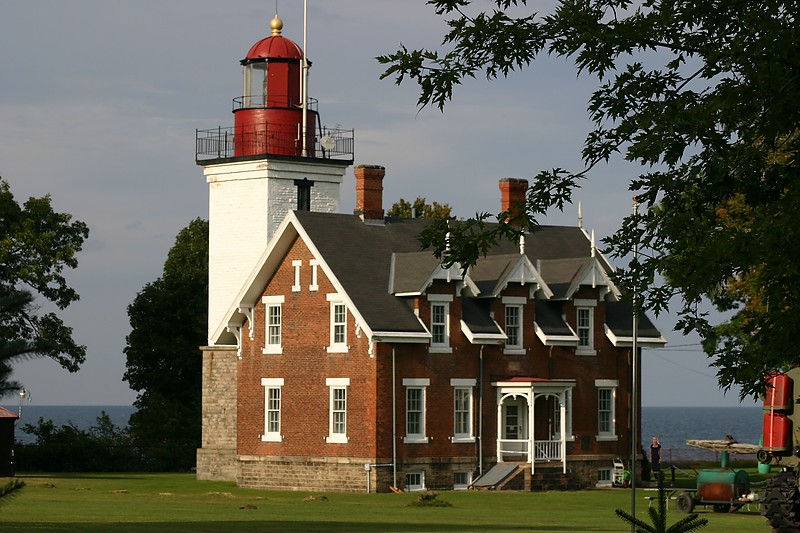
[270, 15, 283, 35]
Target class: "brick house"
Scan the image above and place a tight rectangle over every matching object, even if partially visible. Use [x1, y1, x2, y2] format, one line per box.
[195, 15, 665, 492]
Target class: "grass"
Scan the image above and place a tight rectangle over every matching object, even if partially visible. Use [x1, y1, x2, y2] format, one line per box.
[0, 473, 770, 532]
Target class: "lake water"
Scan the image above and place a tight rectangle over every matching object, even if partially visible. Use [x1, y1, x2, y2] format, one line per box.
[3, 404, 763, 460]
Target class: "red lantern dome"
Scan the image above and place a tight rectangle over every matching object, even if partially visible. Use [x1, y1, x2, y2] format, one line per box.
[233, 15, 317, 157]
[245, 16, 304, 61]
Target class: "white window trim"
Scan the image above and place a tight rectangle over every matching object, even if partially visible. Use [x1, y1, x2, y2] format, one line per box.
[451, 378, 476, 443]
[576, 304, 596, 356]
[261, 295, 285, 355]
[291, 260, 302, 292]
[428, 294, 453, 354]
[403, 378, 430, 443]
[406, 471, 426, 492]
[326, 294, 348, 353]
[325, 377, 349, 443]
[309, 259, 319, 292]
[261, 378, 284, 442]
[596, 379, 618, 441]
[596, 467, 613, 487]
[503, 302, 525, 355]
[453, 471, 472, 490]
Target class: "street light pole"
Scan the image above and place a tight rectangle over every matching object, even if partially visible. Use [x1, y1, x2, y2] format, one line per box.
[630, 197, 640, 531]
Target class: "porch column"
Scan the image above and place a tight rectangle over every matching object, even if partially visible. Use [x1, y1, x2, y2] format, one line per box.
[496, 400, 503, 463]
[560, 391, 567, 474]
[528, 387, 535, 468]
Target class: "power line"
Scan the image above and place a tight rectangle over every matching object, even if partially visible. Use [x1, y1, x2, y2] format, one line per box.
[647, 350, 717, 378]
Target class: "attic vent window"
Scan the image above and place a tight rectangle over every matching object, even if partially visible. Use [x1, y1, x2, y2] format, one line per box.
[295, 178, 314, 211]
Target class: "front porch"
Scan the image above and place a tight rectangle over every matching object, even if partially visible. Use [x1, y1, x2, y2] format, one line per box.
[497, 438, 564, 462]
[494, 377, 575, 473]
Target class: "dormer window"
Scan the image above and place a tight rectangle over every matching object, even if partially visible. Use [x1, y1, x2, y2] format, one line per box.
[502, 296, 526, 355]
[574, 299, 597, 356]
[428, 294, 453, 353]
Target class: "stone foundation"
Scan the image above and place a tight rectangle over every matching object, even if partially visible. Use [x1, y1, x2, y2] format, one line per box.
[237, 455, 388, 492]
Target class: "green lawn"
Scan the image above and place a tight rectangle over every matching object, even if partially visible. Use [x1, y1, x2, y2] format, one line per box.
[0, 473, 770, 532]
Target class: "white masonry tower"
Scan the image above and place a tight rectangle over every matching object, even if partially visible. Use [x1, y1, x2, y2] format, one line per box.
[196, 14, 354, 344]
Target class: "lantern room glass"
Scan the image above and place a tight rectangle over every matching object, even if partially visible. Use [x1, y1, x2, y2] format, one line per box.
[243, 62, 267, 108]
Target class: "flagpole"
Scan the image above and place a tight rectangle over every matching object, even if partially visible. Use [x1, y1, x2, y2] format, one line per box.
[630, 196, 640, 531]
[301, 0, 309, 157]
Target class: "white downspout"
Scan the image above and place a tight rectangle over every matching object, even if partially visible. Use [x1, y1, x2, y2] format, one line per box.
[478, 346, 484, 477]
[392, 344, 397, 489]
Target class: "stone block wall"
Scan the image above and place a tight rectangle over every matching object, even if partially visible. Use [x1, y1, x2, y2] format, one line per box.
[237, 455, 379, 492]
[197, 346, 238, 481]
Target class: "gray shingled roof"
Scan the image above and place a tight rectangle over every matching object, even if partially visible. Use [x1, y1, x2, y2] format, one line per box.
[291, 212, 657, 341]
[461, 297, 504, 335]
[605, 300, 663, 340]
[294, 212, 429, 333]
[534, 300, 574, 336]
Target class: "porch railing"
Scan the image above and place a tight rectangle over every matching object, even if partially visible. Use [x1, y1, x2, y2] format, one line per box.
[534, 439, 562, 461]
[498, 439, 562, 462]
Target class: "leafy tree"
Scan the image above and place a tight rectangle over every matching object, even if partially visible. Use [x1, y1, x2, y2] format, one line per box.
[123, 218, 208, 470]
[378, 0, 800, 398]
[0, 287, 35, 397]
[0, 177, 89, 396]
[17, 413, 138, 472]
[388, 197, 453, 219]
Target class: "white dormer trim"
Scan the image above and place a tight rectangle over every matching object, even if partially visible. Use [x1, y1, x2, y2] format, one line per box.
[564, 258, 622, 300]
[460, 319, 507, 345]
[489, 255, 553, 299]
[534, 321, 579, 346]
[604, 324, 667, 347]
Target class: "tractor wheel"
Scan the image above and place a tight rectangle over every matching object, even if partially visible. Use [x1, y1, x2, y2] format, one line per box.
[675, 493, 694, 514]
[713, 503, 731, 513]
[762, 471, 800, 532]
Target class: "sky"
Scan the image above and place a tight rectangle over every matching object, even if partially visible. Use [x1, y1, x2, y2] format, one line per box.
[0, 1, 754, 407]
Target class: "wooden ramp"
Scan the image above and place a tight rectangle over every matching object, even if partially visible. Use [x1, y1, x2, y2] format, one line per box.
[471, 463, 521, 490]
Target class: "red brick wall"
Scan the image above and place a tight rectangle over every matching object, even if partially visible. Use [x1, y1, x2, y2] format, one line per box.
[237, 236, 378, 458]
[236, 247, 636, 487]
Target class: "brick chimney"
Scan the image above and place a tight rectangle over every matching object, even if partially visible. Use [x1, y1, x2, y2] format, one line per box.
[499, 178, 528, 223]
[354, 164, 385, 222]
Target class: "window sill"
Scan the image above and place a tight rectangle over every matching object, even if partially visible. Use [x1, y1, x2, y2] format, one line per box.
[325, 435, 348, 444]
[428, 346, 452, 354]
[262, 347, 282, 355]
[451, 436, 476, 444]
[326, 345, 348, 354]
[503, 348, 525, 355]
[596, 435, 618, 442]
[261, 434, 283, 442]
[403, 436, 430, 444]
[576, 348, 597, 356]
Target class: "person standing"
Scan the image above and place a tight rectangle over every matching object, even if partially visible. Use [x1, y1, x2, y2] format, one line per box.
[650, 436, 662, 476]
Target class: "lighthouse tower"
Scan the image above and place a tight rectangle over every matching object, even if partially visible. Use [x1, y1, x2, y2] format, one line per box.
[196, 15, 354, 345]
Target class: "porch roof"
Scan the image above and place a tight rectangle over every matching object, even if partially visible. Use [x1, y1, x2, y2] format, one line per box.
[0, 406, 19, 419]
